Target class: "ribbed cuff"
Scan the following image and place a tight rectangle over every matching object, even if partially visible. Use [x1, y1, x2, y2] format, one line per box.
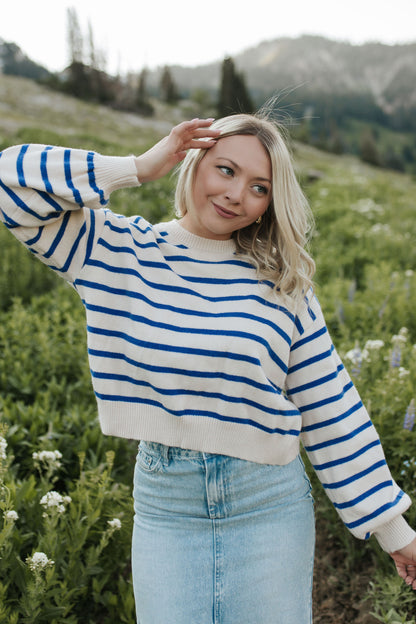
[94, 155, 141, 195]
[374, 515, 416, 552]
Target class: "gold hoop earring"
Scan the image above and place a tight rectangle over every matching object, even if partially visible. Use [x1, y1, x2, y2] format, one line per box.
[255, 215, 262, 225]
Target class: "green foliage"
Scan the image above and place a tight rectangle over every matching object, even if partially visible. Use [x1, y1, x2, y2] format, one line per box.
[1, 95, 416, 620]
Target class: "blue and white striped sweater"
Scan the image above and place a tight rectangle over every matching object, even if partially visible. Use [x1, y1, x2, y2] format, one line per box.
[0, 143, 414, 551]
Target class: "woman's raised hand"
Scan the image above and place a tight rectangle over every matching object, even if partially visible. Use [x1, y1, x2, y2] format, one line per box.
[134, 118, 220, 184]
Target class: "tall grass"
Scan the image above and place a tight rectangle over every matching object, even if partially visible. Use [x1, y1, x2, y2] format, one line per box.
[1, 76, 415, 621]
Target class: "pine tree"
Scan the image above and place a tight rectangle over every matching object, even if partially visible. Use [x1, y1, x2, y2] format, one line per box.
[159, 66, 179, 103]
[136, 69, 154, 116]
[217, 57, 253, 117]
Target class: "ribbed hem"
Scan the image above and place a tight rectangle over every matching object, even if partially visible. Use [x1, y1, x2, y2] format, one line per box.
[374, 515, 416, 552]
[96, 399, 300, 466]
[158, 219, 237, 255]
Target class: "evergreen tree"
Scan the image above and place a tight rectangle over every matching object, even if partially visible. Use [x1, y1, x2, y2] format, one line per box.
[136, 69, 154, 116]
[217, 57, 253, 117]
[360, 127, 381, 167]
[66, 7, 84, 65]
[159, 66, 179, 103]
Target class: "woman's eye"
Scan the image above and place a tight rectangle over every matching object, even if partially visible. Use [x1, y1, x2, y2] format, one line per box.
[253, 184, 268, 195]
[217, 165, 234, 176]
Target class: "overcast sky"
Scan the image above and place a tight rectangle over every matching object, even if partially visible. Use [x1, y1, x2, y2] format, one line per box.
[2, 0, 415, 74]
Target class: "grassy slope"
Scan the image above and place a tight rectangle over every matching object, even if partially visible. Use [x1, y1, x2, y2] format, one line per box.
[1, 74, 416, 623]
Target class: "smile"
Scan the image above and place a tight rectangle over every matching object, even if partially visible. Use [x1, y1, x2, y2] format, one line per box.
[213, 203, 238, 219]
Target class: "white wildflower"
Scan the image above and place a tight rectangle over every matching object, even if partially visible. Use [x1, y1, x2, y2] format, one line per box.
[0, 436, 7, 460]
[107, 518, 122, 531]
[3, 510, 18, 522]
[392, 328, 408, 345]
[351, 198, 383, 216]
[32, 450, 62, 469]
[405, 270, 414, 277]
[345, 346, 369, 365]
[370, 223, 391, 235]
[364, 339, 384, 351]
[398, 367, 410, 378]
[26, 551, 54, 572]
[40, 491, 71, 514]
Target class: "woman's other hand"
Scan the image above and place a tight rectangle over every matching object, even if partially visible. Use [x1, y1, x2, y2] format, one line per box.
[135, 118, 220, 183]
[390, 537, 416, 590]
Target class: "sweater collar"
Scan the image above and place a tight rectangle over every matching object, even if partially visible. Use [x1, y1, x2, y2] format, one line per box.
[157, 219, 237, 255]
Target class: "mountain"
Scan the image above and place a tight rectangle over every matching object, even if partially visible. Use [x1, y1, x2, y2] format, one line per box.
[2, 35, 415, 169]
[0, 38, 51, 81]
[148, 35, 416, 116]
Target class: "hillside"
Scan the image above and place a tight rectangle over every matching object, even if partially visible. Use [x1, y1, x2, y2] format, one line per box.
[147, 35, 416, 114]
[0, 73, 416, 623]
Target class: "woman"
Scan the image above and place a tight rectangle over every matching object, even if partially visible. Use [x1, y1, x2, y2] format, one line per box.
[0, 113, 415, 623]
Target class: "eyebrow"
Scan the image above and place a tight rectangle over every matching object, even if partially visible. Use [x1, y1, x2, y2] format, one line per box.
[216, 157, 272, 184]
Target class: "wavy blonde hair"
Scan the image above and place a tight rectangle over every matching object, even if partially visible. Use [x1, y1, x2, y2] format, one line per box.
[174, 111, 315, 302]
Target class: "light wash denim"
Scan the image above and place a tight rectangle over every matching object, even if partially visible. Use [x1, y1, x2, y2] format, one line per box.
[132, 441, 315, 624]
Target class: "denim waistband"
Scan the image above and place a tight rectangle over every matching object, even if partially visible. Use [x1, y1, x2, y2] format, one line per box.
[140, 440, 226, 462]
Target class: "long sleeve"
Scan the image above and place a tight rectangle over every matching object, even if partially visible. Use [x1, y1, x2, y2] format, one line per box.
[0, 144, 139, 282]
[287, 293, 415, 551]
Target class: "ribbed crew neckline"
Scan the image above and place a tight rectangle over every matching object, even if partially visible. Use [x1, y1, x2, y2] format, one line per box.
[158, 219, 237, 255]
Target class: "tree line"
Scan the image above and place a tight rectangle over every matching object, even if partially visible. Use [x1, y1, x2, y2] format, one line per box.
[46, 8, 253, 119]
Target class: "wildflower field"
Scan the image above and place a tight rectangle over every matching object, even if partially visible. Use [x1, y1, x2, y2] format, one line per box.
[0, 75, 415, 623]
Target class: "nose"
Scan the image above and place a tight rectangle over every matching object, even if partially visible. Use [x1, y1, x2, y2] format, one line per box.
[224, 179, 244, 204]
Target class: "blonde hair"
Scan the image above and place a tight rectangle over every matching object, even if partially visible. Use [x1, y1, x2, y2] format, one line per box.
[174, 111, 315, 302]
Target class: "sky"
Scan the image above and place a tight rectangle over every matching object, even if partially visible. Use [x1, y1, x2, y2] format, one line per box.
[1, 0, 415, 75]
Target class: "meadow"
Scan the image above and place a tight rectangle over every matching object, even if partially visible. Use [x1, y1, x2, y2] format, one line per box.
[0, 74, 415, 623]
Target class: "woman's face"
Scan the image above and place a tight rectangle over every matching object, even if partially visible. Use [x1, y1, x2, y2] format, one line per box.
[180, 134, 272, 241]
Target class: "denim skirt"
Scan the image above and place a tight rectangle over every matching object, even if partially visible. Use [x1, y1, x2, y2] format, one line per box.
[132, 441, 315, 624]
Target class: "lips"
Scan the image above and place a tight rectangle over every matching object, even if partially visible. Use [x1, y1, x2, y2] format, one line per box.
[213, 203, 238, 219]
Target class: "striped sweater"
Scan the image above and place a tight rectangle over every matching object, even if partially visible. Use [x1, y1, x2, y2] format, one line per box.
[0, 143, 414, 552]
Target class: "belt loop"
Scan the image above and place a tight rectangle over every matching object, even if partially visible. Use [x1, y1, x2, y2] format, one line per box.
[161, 443, 170, 465]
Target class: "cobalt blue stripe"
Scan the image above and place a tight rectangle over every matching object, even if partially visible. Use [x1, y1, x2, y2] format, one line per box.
[43, 212, 72, 258]
[304, 420, 373, 452]
[0, 181, 61, 222]
[321, 459, 387, 489]
[96, 237, 271, 286]
[128, 218, 153, 234]
[64, 149, 83, 206]
[291, 325, 327, 352]
[87, 151, 108, 206]
[24, 227, 44, 246]
[88, 347, 281, 395]
[333, 480, 393, 509]
[87, 324, 262, 366]
[94, 391, 300, 436]
[83, 209, 96, 267]
[0, 203, 19, 227]
[40, 146, 54, 193]
[86, 311, 288, 374]
[36, 190, 64, 212]
[298, 380, 354, 413]
[84, 300, 292, 348]
[91, 370, 297, 417]
[103, 221, 160, 249]
[312, 439, 381, 471]
[302, 400, 362, 432]
[345, 491, 405, 529]
[288, 344, 335, 374]
[164, 253, 259, 269]
[156, 237, 188, 248]
[79, 262, 292, 317]
[60, 221, 87, 273]
[288, 363, 344, 395]
[16, 145, 29, 186]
